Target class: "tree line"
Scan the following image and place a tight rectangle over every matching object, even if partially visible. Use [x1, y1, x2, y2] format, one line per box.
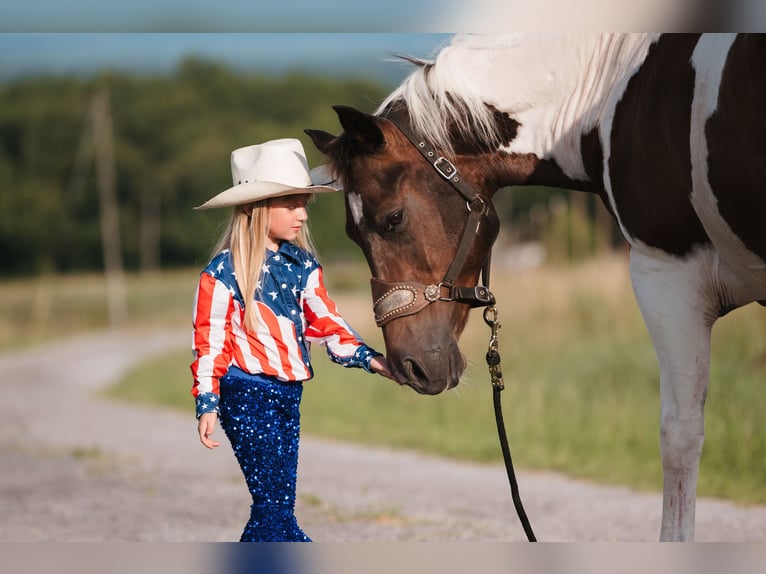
[0, 58, 618, 278]
[0, 59, 393, 276]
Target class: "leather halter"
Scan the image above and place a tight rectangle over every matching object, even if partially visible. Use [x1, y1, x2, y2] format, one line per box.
[370, 117, 498, 326]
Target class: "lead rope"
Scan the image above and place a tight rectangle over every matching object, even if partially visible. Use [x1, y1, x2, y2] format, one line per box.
[481, 260, 537, 542]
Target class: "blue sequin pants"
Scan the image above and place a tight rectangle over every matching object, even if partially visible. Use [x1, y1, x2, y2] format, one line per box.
[219, 367, 311, 542]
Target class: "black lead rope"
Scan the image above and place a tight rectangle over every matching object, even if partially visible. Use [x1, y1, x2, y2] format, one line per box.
[389, 114, 536, 540]
[483, 290, 537, 542]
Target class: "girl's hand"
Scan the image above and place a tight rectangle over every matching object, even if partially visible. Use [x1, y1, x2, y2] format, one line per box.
[197, 412, 221, 449]
[369, 356, 396, 381]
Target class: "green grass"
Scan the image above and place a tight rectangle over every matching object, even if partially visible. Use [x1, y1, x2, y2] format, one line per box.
[103, 257, 766, 505]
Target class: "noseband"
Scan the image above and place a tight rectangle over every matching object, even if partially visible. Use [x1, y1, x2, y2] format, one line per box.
[370, 117, 498, 326]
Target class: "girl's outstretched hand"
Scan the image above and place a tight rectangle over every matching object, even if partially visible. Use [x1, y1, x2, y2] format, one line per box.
[198, 412, 221, 449]
[369, 355, 396, 381]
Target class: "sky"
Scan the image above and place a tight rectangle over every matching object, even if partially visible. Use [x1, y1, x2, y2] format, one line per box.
[0, 0, 458, 83]
[1, 0, 740, 34]
[0, 0, 472, 83]
[0, 34, 453, 84]
[0, 1, 761, 84]
[1, 1, 454, 32]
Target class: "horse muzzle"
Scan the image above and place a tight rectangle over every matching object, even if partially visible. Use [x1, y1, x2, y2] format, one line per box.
[392, 341, 466, 395]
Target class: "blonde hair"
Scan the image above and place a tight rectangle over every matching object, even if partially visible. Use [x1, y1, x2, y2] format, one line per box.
[211, 196, 318, 331]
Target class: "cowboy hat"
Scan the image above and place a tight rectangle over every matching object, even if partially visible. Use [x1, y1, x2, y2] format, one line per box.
[194, 138, 338, 210]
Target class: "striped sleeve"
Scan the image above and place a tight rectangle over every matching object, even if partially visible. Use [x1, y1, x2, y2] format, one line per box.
[302, 264, 381, 371]
[190, 271, 235, 416]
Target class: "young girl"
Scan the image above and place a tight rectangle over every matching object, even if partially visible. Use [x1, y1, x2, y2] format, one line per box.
[190, 138, 392, 542]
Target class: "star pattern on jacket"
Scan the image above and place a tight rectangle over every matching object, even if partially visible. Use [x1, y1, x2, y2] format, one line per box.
[191, 244, 381, 417]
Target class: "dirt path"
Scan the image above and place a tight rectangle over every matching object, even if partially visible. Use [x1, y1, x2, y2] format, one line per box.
[1, 328, 764, 542]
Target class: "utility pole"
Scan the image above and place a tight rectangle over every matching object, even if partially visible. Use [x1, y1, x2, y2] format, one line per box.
[92, 86, 128, 328]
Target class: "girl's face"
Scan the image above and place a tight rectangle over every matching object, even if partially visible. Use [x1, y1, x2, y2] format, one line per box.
[265, 193, 310, 250]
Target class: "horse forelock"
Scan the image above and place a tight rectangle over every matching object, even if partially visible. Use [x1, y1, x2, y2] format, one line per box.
[322, 130, 359, 191]
[376, 41, 506, 155]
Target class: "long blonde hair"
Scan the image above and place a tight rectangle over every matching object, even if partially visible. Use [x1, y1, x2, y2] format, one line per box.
[211, 196, 318, 332]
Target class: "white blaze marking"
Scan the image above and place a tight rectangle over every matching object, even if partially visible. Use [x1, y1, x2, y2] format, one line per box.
[348, 192, 364, 226]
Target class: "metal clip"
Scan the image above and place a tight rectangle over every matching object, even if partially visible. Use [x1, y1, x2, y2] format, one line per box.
[483, 306, 505, 391]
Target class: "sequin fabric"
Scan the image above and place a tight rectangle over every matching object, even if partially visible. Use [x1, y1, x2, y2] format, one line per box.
[219, 368, 311, 542]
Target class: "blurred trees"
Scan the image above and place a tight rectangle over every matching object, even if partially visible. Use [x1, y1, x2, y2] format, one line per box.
[0, 59, 619, 277]
[0, 59, 388, 276]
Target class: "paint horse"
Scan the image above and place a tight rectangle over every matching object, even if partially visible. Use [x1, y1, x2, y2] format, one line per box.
[306, 34, 766, 541]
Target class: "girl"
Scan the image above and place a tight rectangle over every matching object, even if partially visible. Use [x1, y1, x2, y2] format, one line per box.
[190, 138, 392, 542]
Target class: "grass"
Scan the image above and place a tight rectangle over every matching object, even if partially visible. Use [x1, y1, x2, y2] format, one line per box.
[96, 256, 766, 505]
[0, 268, 199, 349]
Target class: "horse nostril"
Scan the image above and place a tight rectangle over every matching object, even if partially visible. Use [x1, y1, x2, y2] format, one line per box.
[404, 358, 429, 383]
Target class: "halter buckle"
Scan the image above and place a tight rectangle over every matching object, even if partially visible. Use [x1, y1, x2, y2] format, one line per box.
[434, 156, 458, 180]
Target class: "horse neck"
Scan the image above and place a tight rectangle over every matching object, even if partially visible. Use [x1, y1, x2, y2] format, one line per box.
[479, 34, 658, 181]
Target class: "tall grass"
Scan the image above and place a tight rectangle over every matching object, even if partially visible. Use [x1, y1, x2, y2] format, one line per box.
[315, 257, 764, 502]
[101, 256, 766, 504]
[0, 268, 198, 349]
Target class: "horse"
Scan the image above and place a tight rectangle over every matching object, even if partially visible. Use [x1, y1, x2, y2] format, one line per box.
[305, 33, 766, 541]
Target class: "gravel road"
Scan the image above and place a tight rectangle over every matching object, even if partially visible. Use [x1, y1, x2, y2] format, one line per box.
[1, 328, 765, 543]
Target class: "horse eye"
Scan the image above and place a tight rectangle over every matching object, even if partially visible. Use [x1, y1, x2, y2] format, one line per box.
[385, 210, 404, 233]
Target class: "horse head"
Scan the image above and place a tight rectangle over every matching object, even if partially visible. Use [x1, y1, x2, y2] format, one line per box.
[307, 105, 505, 394]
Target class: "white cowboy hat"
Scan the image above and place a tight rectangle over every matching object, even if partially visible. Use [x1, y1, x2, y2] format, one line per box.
[194, 138, 338, 210]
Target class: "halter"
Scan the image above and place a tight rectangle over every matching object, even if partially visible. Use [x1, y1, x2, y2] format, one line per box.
[370, 117, 499, 326]
[369, 116, 538, 541]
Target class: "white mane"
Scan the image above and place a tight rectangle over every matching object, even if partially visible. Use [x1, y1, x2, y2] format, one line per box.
[376, 34, 518, 154]
[376, 34, 658, 181]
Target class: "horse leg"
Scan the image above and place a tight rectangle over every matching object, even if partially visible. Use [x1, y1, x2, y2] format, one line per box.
[629, 249, 716, 541]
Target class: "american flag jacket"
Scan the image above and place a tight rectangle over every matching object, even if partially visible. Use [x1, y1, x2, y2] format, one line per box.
[191, 242, 381, 417]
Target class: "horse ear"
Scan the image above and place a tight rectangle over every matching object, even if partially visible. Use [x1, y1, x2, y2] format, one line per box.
[304, 129, 337, 155]
[332, 105, 385, 154]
